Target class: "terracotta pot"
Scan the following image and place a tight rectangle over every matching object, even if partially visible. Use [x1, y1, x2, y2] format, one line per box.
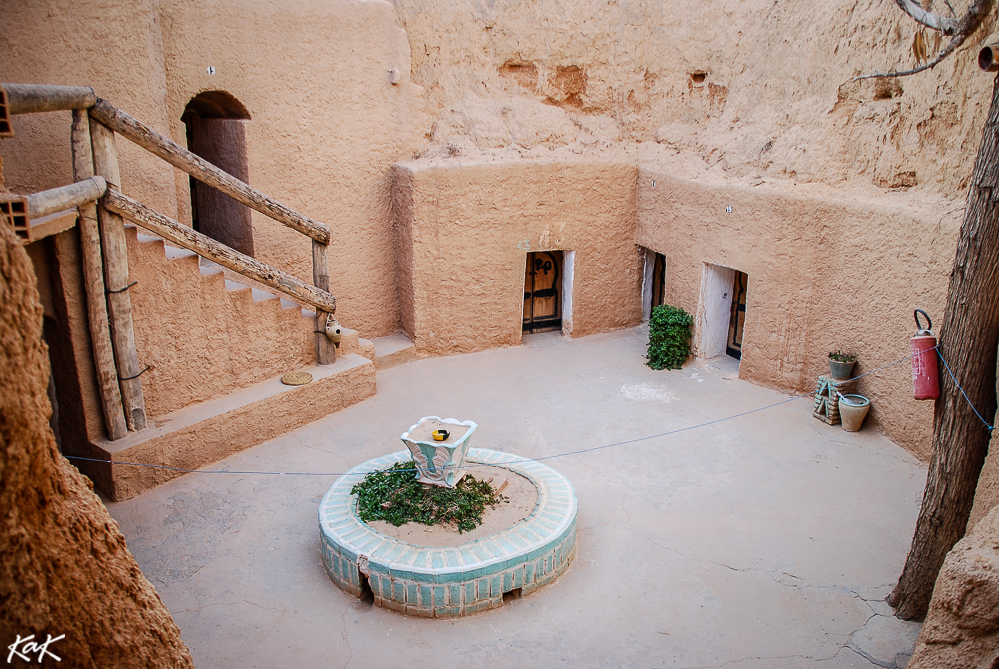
[839, 394, 870, 432]
[829, 358, 856, 380]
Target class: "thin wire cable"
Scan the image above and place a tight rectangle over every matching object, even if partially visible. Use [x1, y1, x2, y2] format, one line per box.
[62, 347, 930, 478]
[936, 349, 996, 431]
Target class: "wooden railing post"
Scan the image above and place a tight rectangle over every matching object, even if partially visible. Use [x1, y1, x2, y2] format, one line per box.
[88, 118, 148, 431]
[71, 109, 127, 440]
[312, 240, 336, 365]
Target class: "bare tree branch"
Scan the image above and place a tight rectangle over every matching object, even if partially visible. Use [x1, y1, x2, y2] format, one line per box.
[855, 0, 993, 80]
[853, 32, 966, 79]
[894, 0, 960, 33]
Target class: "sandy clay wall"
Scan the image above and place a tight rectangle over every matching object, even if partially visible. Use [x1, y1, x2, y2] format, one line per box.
[394, 160, 642, 356]
[636, 170, 959, 459]
[0, 223, 193, 667]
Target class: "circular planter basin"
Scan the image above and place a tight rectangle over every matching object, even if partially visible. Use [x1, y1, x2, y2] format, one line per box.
[319, 448, 578, 617]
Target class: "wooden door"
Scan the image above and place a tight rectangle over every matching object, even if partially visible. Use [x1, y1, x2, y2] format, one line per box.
[523, 251, 562, 333]
[651, 252, 666, 308]
[726, 271, 748, 359]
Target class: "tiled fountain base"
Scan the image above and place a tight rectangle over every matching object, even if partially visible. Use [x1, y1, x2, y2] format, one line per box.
[319, 448, 578, 617]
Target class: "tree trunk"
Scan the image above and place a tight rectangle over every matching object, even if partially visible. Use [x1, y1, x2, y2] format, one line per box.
[888, 73, 999, 620]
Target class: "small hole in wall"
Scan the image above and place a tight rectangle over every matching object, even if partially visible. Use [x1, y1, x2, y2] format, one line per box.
[358, 573, 374, 605]
[502, 588, 523, 603]
[691, 71, 707, 85]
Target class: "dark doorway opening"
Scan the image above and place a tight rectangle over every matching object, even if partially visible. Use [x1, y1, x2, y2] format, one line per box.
[181, 91, 254, 255]
[651, 251, 666, 309]
[726, 270, 748, 360]
[523, 251, 563, 334]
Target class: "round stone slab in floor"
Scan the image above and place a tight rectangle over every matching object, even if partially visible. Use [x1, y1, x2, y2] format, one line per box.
[319, 448, 578, 617]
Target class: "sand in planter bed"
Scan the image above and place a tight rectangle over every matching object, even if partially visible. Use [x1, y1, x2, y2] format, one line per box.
[366, 465, 539, 548]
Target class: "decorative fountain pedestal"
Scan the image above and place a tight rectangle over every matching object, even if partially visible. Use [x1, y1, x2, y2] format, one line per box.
[401, 416, 477, 488]
[319, 417, 578, 617]
[812, 375, 855, 425]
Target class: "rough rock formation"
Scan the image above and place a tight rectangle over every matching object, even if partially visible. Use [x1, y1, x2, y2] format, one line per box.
[0, 223, 193, 668]
[906, 504, 999, 669]
[393, 0, 997, 198]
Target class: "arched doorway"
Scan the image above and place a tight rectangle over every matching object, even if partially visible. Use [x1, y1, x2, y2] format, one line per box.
[182, 91, 253, 255]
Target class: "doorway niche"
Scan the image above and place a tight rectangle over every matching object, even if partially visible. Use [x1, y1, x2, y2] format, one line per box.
[640, 248, 667, 321]
[181, 91, 254, 255]
[697, 263, 748, 362]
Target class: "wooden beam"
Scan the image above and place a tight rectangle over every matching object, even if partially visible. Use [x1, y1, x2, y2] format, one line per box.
[312, 239, 336, 365]
[24, 209, 78, 244]
[90, 119, 148, 432]
[24, 176, 106, 219]
[2, 83, 96, 114]
[71, 109, 128, 440]
[88, 99, 332, 245]
[104, 190, 338, 314]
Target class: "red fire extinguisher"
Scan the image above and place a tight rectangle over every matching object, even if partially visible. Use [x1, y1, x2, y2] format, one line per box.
[911, 309, 940, 400]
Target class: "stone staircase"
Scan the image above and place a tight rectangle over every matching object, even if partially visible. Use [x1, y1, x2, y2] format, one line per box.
[85, 226, 381, 500]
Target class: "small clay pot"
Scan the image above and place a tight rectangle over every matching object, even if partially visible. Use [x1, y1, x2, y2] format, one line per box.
[829, 358, 856, 380]
[839, 394, 870, 432]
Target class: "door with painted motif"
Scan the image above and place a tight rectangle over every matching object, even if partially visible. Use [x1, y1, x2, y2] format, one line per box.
[523, 251, 563, 334]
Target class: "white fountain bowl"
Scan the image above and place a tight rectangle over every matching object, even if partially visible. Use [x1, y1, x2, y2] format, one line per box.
[400, 416, 478, 488]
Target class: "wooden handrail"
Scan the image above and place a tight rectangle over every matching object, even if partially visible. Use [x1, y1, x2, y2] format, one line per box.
[104, 190, 337, 314]
[89, 99, 331, 245]
[25, 177, 106, 219]
[2, 83, 97, 114]
[4, 84, 341, 439]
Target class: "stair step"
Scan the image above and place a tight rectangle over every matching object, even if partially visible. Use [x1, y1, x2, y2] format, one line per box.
[163, 245, 197, 261]
[250, 288, 277, 303]
[224, 279, 249, 292]
[89, 354, 377, 501]
[372, 333, 416, 370]
[358, 337, 376, 361]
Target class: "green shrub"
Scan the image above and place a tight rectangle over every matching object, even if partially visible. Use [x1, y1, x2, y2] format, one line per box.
[647, 304, 693, 370]
[351, 461, 504, 533]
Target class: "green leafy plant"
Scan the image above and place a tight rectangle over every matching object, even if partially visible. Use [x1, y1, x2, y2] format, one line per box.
[647, 304, 693, 370]
[351, 461, 504, 533]
[828, 350, 857, 363]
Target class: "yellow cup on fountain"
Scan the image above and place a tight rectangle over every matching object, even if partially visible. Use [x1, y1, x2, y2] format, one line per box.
[432, 429, 449, 441]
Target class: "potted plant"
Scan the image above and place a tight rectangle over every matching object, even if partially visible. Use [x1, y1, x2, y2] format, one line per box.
[838, 393, 871, 431]
[828, 350, 856, 380]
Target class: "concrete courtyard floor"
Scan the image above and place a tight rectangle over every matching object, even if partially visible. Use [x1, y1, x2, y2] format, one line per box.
[106, 327, 926, 668]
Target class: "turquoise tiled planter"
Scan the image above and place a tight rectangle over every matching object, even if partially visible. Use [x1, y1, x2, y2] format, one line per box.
[319, 448, 578, 617]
